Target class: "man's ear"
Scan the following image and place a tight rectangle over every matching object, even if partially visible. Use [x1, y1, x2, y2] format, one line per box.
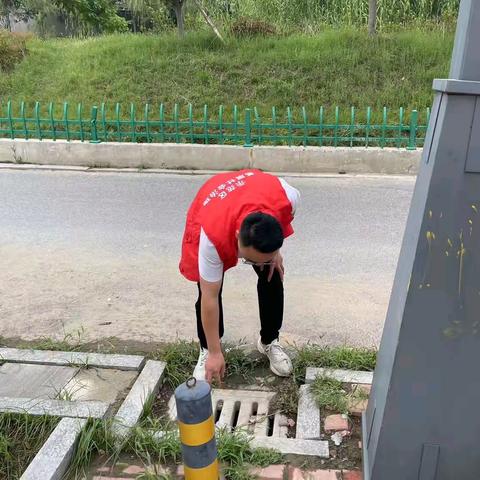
[235, 230, 239, 239]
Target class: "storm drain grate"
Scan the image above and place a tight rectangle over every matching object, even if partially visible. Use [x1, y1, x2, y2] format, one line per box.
[168, 388, 288, 438]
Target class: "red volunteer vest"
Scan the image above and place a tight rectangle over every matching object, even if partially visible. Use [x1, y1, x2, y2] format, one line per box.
[179, 169, 294, 282]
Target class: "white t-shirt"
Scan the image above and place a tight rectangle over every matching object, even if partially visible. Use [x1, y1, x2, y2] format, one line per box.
[198, 178, 300, 282]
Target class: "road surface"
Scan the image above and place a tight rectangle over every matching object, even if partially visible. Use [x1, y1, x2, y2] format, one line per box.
[0, 169, 415, 348]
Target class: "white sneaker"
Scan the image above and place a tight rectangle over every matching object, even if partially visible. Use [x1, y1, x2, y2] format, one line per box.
[257, 338, 293, 377]
[193, 347, 209, 381]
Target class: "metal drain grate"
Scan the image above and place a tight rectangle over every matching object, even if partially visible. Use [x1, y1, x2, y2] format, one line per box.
[168, 388, 288, 438]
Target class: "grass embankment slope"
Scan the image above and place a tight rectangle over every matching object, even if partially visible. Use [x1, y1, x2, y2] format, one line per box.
[0, 29, 453, 118]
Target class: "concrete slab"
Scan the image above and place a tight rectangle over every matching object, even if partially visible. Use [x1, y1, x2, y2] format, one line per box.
[273, 413, 289, 438]
[61, 368, 137, 403]
[296, 385, 321, 440]
[0, 348, 145, 371]
[236, 400, 254, 431]
[251, 437, 329, 458]
[0, 363, 78, 399]
[253, 394, 270, 438]
[217, 399, 235, 430]
[305, 368, 374, 385]
[113, 360, 166, 438]
[20, 417, 87, 480]
[0, 397, 110, 418]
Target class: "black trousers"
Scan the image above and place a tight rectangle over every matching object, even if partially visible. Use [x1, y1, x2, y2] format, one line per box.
[196, 266, 284, 349]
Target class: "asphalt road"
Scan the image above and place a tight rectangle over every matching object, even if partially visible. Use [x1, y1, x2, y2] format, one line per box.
[0, 169, 415, 348]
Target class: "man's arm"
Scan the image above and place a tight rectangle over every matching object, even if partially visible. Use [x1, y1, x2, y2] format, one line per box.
[199, 277, 225, 383]
[198, 229, 225, 383]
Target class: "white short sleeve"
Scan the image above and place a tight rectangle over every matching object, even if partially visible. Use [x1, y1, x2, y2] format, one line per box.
[198, 228, 224, 283]
[279, 178, 301, 215]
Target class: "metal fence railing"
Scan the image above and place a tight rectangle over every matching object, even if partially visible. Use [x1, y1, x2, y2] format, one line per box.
[0, 101, 430, 149]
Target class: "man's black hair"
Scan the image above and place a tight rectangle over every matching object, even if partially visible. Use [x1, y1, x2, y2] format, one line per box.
[239, 212, 284, 253]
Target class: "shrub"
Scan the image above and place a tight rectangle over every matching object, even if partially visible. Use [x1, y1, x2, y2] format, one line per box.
[0, 30, 28, 72]
[231, 17, 276, 37]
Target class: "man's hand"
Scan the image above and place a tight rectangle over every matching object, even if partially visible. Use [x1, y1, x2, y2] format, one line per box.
[205, 351, 225, 384]
[268, 251, 284, 282]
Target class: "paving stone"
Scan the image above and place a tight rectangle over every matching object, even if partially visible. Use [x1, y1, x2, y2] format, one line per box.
[176, 463, 226, 480]
[113, 360, 166, 438]
[0, 363, 78, 399]
[342, 471, 363, 480]
[305, 368, 373, 386]
[92, 477, 132, 479]
[0, 397, 109, 418]
[145, 465, 171, 476]
[324, 415, 349, 433]
[96, 466, 112, 473]
[250, 464, 287, 479]
[122, 465, 145, 474]
[347, 386, 370, 417]
[290, 468, 341, 479]
[296, 385, 320, 440]
[20, 417, 87, 480]
[347, 401, 368, 416]
[251, 437, 329, 458]
[0, 347, 145, 371]
[61, 368, 137, 403]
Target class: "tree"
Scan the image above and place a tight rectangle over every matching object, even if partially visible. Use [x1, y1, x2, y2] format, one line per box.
[124, 0, 185, 36]
[0, 0, 27, 30]
[168, 0, 186, 36]
[368, 0, 377, 35]
[192, 0, 224, 43]
[53, 0, 128, 33]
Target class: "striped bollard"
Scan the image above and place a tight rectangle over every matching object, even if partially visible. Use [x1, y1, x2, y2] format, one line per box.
[175, 378, 219, 479]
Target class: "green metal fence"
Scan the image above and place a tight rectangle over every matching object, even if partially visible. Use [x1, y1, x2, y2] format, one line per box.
[0, 101, 430, 149]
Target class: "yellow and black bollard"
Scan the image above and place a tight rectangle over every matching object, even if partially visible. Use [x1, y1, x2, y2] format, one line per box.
[175, 377, 219, 480]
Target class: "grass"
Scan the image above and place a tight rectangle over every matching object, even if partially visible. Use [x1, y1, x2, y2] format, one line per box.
[0, 413, 59, 479]
[0, 335, 376, 477]
[0, 28, 453, 117]
[154, 340, 264, 388]
[198, 0, 459, 33]
[68, 418, 281, 480]
[309, 376, 348, 412]
[292, 344, 377, 383]
[2, 326, 88, 352]
[310, 375, 372, 414]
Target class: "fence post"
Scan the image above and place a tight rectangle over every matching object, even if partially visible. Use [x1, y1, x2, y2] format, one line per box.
[407, 109, 418, 150]
[244, 108, 253, 147]
[90, 106, 100, 143]
[7, 101, 14, 140]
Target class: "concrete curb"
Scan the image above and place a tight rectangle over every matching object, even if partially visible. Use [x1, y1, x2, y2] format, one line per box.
[0, 139, 421, 175]
[305, 367, 374, 385]
[296, 385, 321, 440]
[0, 397, 110, 418]
[251, 436, 329, 458]
[20, 417, 87, 480]
[0, 347, 145, 371]
[113, 360, 166, 438]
